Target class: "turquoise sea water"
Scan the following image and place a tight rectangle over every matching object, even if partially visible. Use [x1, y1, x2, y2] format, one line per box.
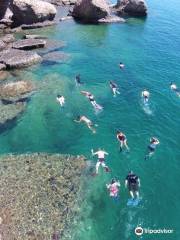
[0, 0, 180, 239]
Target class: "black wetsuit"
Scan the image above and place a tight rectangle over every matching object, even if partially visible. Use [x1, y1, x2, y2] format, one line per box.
[126, 174, 139, 191]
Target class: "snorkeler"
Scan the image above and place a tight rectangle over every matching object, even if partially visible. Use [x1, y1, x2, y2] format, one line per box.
[109, 81, 120, 97]
[116, 131, 129, 152]
[56, 95, 65, 107]
[142, 89, 150, 104]
[119, 62, 125, 69]
[145, 137, 160, 159]
[81, 91, 103, 110]
[91, 148, 110, 174]
[125, 171, 140, 200]
[106, 179, 120, 198]
[74, 115, 96, 133]
[75, 74, 84, 86]
[170, 82, 180, 97]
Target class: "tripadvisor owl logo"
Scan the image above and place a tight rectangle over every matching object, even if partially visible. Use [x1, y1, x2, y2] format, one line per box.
[135, 226, 143, 236]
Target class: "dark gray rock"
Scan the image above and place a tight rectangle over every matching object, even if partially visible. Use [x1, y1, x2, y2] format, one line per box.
[116, 0, 147, 17]
[72, 0, 110, 23]
[12, 39, 46, 50]
[0, 49, 42, 69]
[11, 0, 57, 26]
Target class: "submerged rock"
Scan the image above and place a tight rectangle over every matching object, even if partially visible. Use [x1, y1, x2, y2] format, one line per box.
[72, 0, 110, 23]
[115, 0, 148, 17]
[0, 71, 9, 81]
[43, 51, 70, 64]
[0, 49, 42, 69]
[0, 80, 35, 103]
[0, 153, 86, 239]
[0, 102, 26, 125]
[12, 39, 46, 50]
[12, 0, 57, 26]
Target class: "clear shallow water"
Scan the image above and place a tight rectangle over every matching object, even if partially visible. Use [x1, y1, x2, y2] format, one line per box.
[0, 0, 180, 239]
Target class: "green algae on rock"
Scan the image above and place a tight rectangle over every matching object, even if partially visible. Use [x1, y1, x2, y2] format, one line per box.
[0, 153, 86, 239]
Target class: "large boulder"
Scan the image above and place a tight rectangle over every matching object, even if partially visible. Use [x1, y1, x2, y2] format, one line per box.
[0, 49, 42, 69]
[11, 0, 57, 26]
[0, 80, 35, 103]
[72, 0, 110, 23]
[116, 0, 147, 17]
[0, 0, 12, 20]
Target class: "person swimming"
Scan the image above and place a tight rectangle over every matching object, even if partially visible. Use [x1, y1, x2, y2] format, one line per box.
[106, 179, 120, 198]
[116, 131, 129, 152]
[74, 115, 96, 133]
[119, 62, 125, 69]
[142, 89, 150, 104]
[80, 91, 103, 110]
[75, 74, 84, 86]
[56, 95, 65, 107]
[170, 82, 180, 97]
[125, 171, 140, 200]
[109, 81, 120, 97]
[91, 148, 110, 174]
[145, 137, 160, 159]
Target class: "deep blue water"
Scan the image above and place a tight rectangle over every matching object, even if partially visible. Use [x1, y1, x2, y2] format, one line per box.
[0, 0, 180, 239]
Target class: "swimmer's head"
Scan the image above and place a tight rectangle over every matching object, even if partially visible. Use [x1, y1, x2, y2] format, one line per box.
[117, 131, 122, 135]
[76, 115, 81, 120]
[111, 178, 116, 184]
[57, 95, 61, 98]
[129, 170, 133, 175]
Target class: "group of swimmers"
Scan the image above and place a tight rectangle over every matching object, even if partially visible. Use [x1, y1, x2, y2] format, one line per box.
[91, 148, 140, 200]
[56, 62, 179, 202]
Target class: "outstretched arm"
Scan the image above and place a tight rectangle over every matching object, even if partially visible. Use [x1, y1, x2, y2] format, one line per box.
[91, 149, 98, 156]
[138, 179, 141, 187]
[125, 179, 128, 187]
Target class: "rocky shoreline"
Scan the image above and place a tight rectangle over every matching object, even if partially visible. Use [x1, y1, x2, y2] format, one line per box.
[0, 153, 87, 240]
